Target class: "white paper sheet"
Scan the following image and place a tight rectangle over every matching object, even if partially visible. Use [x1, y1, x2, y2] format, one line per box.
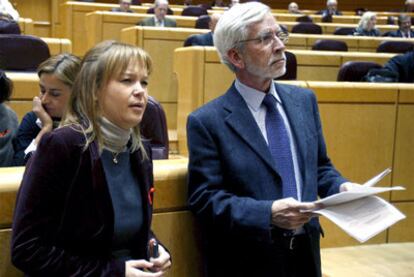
[312, 169, 406, 243]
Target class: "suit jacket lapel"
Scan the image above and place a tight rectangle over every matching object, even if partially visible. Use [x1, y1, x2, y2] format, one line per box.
[222, 84, 278, 173]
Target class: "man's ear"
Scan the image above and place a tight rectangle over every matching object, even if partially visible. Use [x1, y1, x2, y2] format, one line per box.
[227, 48, 245, 70]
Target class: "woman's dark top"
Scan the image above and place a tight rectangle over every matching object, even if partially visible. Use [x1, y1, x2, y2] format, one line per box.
[101, 149, 143, 261]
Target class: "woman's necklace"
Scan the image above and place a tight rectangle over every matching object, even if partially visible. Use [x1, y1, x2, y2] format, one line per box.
[112, 152, 120, 164]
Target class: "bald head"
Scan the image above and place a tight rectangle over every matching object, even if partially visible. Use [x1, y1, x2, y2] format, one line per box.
[209, 13, 221, 32]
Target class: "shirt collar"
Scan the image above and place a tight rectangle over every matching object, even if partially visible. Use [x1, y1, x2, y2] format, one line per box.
[235, 78, 281, 112]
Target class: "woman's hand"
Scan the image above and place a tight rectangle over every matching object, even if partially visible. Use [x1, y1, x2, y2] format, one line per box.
[125, 260, 162, 277]
[33, 96, 53, 129]
[33, 96, 53, 145]
[150, 244, 171, 274]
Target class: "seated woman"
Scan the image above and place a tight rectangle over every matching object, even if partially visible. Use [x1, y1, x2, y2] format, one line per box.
[12, 53, 81, 166]
[354, 11, 381, 36]
[0, 70, 18, 166]
[11, 41, 171, 276]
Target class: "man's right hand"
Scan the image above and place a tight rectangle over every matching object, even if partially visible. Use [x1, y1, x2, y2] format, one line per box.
[271, 198, 318, 230]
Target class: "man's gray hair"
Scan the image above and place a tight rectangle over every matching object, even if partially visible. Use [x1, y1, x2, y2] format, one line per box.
[154, 0, 168, 7]
[213, 2, 271, 72]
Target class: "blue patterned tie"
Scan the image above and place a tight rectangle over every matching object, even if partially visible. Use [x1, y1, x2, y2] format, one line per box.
[263, 93, 298, 199]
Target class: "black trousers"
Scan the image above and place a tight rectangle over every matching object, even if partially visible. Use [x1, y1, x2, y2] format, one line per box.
[269, 232, 319, 277]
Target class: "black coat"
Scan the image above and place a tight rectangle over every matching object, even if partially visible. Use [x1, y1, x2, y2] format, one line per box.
[383, 51, 414, 83]
[11, 125, 156, 276]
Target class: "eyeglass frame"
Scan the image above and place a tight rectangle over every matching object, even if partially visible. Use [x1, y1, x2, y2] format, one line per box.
[236, 30, 289, 46]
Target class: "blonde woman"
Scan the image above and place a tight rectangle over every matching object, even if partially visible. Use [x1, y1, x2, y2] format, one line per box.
[354, 11, 381, 36]
[12, 41, 171, 276]
[12, 53, 81, 165]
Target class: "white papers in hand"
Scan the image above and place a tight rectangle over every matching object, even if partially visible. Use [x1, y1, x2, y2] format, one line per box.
[313, 168, 406, 243]
[314, 196, 406, 243]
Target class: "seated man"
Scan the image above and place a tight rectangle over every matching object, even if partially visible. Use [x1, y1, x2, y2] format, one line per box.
[187, 13, 220, 46]
[111, 0, 134, 13]
[385, 14, 414, 38]
[138, 0, 176, 27]
[0, 0, 19, 21]
[383, 50, 414, 83]
[403, 0, 414, 12]
[316, 0, 342, 16]
[288, 2, 301, 14]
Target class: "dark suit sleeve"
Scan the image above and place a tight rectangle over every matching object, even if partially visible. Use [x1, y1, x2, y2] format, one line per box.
[187, 114, 274, 243]
[11, 131, 124, 276]
[383, 54, 410, 82]
[12, 112, 40, 166]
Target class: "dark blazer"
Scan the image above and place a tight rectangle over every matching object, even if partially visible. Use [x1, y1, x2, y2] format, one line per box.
[138, 16, 177, 27]
[11, 126, 156, 276]
[316, 9, 343, 16]
[190, 32, 213, 46]
[385, 29, 414, 38]
[383, 50, 414, 83]
[12, 111, 40, 166]
[187, 82, 347, 277]
[353, 27, 381, 36]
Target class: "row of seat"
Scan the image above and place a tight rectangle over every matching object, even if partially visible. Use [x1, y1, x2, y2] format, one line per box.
[61, 4, 402, 56]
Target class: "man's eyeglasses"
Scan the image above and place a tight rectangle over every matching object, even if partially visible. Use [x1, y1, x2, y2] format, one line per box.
[237, 30, 289, 46]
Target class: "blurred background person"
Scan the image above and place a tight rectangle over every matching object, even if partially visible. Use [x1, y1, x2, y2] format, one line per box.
[111, 0, 134, 13]
[0, 70, 18, 167]
[12, 53, 81, 166]
[288, 2, 301, 14]
[385, 14, 414, 38]
[383, 50, 414, 83]
[354, 11, 381, 36]
[186, 13, 221, 46]
[0, 0, 19, 21]
[403, 0, 414, 12]
[316, 0, 342, 16]
[11, 40, 171, 276]
[139, 0, 176, 27]
[212, 0, 226, 7]
[229, 0, 239, 8]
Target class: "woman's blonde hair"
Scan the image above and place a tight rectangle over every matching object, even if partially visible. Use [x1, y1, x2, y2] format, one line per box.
[62, 40, 153, 155]
[358, 11, 376, 30]
[37, 53, 81, 88]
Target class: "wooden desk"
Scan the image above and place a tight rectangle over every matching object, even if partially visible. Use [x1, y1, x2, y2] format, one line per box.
[0, 158, 203, 277]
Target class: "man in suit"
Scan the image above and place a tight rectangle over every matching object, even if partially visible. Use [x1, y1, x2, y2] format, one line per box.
[186, 13, 220, 46]
[316, 0, 343, 16]
[385, 14, 414, 38]
[383, 50, 414, 83]
[111, 0, 134, 13]
[186, 2, 357, 277]
[139, 0, 176, 27]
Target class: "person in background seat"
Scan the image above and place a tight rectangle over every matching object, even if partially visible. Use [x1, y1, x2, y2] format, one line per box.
[316, 0, 343, 16]
[0, 70, 18, 166]
[385, 14, 414, 38]
[12, 53, 81, 166]
[139, 0, 176, 27]
[354, 11, 381, 36]
[112, 0, 134, 13]
[186, 13, 221, 46]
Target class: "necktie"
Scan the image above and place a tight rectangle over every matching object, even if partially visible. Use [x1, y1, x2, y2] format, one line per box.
[263, 93, 298, 199]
